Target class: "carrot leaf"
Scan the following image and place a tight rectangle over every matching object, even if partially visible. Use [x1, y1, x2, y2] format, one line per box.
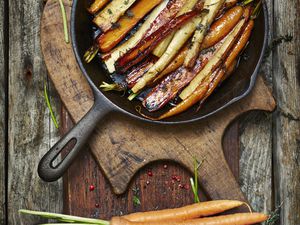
[44, 83, 59, 129]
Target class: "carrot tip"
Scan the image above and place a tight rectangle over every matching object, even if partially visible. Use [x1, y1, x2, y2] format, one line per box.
[135, 106, 159, 121]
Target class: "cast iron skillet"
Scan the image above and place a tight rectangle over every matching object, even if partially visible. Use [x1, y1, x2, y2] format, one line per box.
[38, 0, 268, 182]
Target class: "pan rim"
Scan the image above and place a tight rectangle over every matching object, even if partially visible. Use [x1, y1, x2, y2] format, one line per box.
[71, 1, 269, 125]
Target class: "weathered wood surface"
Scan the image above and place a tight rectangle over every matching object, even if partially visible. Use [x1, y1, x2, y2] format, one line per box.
[41, 0, 275, 202]
[1, 0, 299, 224]
[7, 0, 63, 224]
[273, 0, 300, 223]
[238, 0, 274, 214]
[0, 0, 6, 224]
[62, 106, 238, 219]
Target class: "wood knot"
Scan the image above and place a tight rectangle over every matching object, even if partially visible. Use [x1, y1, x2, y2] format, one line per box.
[25, 68, 32, 80]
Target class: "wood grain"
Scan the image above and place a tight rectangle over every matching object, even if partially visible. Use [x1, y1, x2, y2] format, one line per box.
[273, 0, 300, 223]
[41, 0, 276, 202]
[238, 0, 273, 214]
[0, 0, 6, 223]
[62, 107, 239, 219]
[7, 0, 63, 224]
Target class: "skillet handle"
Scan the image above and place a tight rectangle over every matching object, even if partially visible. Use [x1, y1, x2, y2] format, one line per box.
[38, 104, 109, 182]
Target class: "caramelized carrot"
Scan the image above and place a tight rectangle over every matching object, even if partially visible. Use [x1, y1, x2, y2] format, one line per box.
[143, 40, 224, 112]
[225, 0, 238, 8]
[88, 0, 109, 14]
[126, 58, 157, 88]
[98, 0, 163, 53]
[201, 6, 244, 49]
[200, 20, 254, 106]
[116, 10, 199, 72]
[123, 200, 245, 223]
[224, 19, 254, 69]
[157, 46, 188, 80]
[93, 0, 137, 32]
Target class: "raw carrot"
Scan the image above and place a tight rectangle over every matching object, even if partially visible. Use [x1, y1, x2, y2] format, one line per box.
[88, 0, 109, 14]
[122, 200, 245, 222]
[201, 6, 244, 49]
[112, 213, 268, 225]
[98, 0, 163, 53]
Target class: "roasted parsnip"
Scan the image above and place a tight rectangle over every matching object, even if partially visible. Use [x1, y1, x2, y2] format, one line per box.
[152, 0, 200, 57]
[184, 0, 225, 68]
[131, 2, 206, 93]
[98, 0, 163, 53]
[93, 0, 137, 32]
[88, 0, 109, 14]
[180, 18, 247, 99]
[103, 0, 168, 73]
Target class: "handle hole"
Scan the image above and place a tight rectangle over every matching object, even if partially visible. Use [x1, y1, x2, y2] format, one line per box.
[51, 138, 77, 168]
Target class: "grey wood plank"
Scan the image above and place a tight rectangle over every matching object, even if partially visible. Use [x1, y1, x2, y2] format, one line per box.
[8, 0, 63, 224]
[239, 0, 273, 214]
[273, 0, 300, 224]
[0, 0, 6, 223]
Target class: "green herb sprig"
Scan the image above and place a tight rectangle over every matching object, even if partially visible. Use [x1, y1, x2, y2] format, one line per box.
[265, 202, 283, 225]
[19, 209, 109, 225]
[58, 0, 69, 43]
[44, 83, 59, 129]
[190, 158, 205, 203]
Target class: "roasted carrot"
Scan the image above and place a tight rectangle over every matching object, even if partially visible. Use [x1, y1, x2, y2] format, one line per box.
[225, 0, 238, 9]
[116, 10, 199, 72]
[201, 6, 244, 50]
[143, 0, 189, 39]
[180, 17, 248, 100]
[88, 0, 109, 14]
[97, 0, 163, 53]
[200, 20, 254, 106]
[152, 0, 200, 57]
[156, 46, 188, 80]
[143, 40, 223, 112]
[103, 1, 168, 73]
[123, 200, 245, 222]
[93, 0, 137, 32]
[126, 58, 157, 88]
[224, 19, 254, 69]
[184, 0, 225, 68]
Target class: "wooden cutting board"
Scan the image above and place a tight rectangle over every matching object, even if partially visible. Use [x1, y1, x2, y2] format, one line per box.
[41, 0, 276, 203]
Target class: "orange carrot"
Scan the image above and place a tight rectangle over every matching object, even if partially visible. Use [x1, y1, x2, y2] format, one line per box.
[201, 6, 244, 49]
[98, 0, 163, 53]
[112, 213, 268, 225]
[224, 0, 238, 9]
[123, 200, 245, 222]
[88, 0, 109, 14]
[224, 19, 254, 69]
[157, 46, 188, 80]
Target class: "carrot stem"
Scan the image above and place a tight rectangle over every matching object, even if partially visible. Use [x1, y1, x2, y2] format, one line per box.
[19, 209, 109, 225]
